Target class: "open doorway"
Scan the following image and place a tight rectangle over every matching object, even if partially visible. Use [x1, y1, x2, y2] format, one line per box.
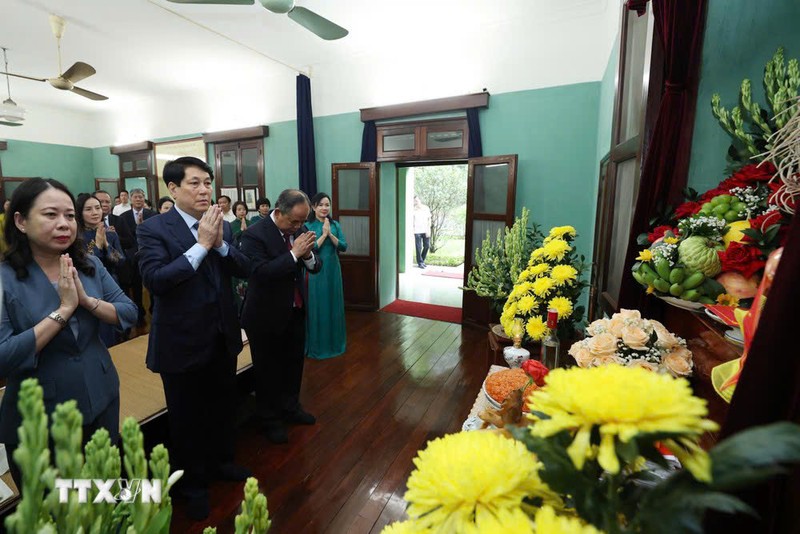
[397, 163, 468, 308]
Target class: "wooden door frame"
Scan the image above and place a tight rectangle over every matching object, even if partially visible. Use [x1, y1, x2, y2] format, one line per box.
[332, 162, 379, 311]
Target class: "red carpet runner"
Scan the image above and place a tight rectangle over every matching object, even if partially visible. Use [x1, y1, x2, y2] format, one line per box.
[380, 299, 462, 324]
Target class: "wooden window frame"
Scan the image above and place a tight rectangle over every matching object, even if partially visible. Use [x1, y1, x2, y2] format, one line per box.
[212, 139, 265, 209]
[376, 118, 469, 162]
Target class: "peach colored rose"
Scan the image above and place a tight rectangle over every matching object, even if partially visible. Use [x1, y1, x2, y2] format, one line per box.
[587, 333, 618, 357]
[627, 359, 659, 372]
[617, 309, 642, 321]
[594, 354, 626, 366]
[621, 325, 650, 351]
[652, 322, 680, 349]
[569, 345, 594, 367]
[586, 319, 610, 336]
[663, 349, 693, 376]
[607, 317, 626, 337]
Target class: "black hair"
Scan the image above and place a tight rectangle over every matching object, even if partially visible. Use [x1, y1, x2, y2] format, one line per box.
[119, 189, 128, 195]
[157, 196, 174, 212]
[3, 178, 95, 280]
[94, 189, 110, 197]
[232, 200, 248, 215]
[256, 197, 271, 210]
[308, 192, 332, 221]
[75, 193, 101, 232]
[162, 156, 214, 187]
[218, 195, 232, 203]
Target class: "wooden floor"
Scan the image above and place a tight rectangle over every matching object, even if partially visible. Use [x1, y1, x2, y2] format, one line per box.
[170, 310, 488, 534]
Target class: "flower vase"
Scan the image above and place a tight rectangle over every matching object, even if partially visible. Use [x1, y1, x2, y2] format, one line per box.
[503, 344, 530, 368]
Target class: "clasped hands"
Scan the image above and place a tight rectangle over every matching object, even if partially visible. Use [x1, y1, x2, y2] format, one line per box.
[291, 231, 316, 260]
[197, 205, 225, 250]
[57, 254, 98, 313]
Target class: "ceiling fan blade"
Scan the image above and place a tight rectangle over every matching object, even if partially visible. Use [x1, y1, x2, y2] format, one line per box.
[260, 0, 293, 13]
[61, 62, 96, 84]
[71, 86, 108, 101]
[0, 120, 23, 127]
[287, 6, 348, 40]
[1, 71, 47, 82]
[166, 0, 254, 4]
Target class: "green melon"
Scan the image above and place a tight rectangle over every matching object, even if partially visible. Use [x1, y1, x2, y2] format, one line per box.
[678, 236, 722, 277]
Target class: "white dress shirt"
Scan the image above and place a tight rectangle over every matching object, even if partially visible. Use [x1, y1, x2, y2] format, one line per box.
[173, 204, 230, 271]
[112, 203, 131, 216]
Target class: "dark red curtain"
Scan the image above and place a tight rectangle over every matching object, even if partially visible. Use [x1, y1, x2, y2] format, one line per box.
[705, 210, 800, 531]
[617, 0, 707, 310]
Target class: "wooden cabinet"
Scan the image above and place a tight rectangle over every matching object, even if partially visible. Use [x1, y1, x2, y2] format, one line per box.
[376, 118, 469, 162]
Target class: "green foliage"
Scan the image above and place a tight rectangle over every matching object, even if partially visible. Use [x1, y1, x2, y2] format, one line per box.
[712, 47, 800, 169]
[414, 165, 468, 253]
[424, 254, 464, 267]
[463, 207, 542, 313]
[511, 420, 800, 534]
[4, 378, 271, 534]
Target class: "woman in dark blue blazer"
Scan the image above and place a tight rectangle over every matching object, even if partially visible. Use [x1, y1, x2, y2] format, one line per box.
[0, 178, 137, 485]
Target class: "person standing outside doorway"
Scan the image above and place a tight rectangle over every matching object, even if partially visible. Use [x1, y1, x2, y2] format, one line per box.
[413, 196, 431, 269]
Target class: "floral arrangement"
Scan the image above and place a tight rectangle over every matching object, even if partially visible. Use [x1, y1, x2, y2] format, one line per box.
[5, 379, 271, 534]
[568, 309, 692, 377]
[381, 365, 800, 534]
[632, 49, 797, 306]
[464, 207, 542, 314]
[500, 225, 588, 342]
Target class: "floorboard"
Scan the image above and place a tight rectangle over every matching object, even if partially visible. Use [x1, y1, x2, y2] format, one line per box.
[169, 310, 487, 534]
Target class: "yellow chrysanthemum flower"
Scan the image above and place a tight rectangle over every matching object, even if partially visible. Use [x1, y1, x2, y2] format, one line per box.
[526, 315, 548, 341]
[716, 293, 739, 307]
[531, 247, 546, 261]
[548, 296, 573, 319]
[534, 506, 602, 534]
[404, 431, 547, 532]
[474, 506, 534, 534]
[518, 269, 533, 282]
[528, 263, 550, 278]
[636, 249, 653, 262]
[646, 284, 655, 294]
[543, 239, 572, 261]
[517, 295, 536, 313]
[380, 520, 430, 534]
[550, 264, 578, 285]
[548, 225, 577, 239]
[532, 277, 556, 297]
[528, 366, 718, 481]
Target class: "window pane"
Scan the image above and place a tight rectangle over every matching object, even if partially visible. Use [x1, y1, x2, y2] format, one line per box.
[606, 158, 638, 304]
[337, 169, 370, 210]
[338, 215, 369, 255]
[241, 147, 260, 186]
[619, 9, 650, 141]
[220, 150, 237, 187]
[473, 163, 509, 214]
[124, 177, 148, 199]
[3, 181, 23, 201]
[427, 130, 463, 150]
[122, 161, 133, 173]
[383, 133, 415, 152]
[135, 158, 149, 172]
[471, 219, 506, 264]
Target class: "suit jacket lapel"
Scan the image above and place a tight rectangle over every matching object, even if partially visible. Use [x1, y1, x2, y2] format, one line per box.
[165, 208, 219, 289]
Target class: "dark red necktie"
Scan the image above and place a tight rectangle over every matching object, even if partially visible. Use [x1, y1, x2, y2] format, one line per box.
[283, 233, 303, 308]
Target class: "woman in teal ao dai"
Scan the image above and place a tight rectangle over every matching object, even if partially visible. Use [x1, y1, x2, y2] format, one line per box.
[306, 192, 347, 359]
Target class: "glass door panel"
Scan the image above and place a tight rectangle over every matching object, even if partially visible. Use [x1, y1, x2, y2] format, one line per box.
[337, 168, 371, 210]
[473, 163, 511, 214]
[219, 150, 237, 187]
[241, 146, 260, 186]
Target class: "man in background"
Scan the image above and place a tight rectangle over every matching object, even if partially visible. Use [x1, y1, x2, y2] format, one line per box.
[94, 190, 119, 231]
[413, 195, 431, 269]
[240, 189, 321, 444]
[117, 188, 156, 327]
[218, 195, 236, 223]
[112, 189, 131, 215]
[137, 156, 251, 520]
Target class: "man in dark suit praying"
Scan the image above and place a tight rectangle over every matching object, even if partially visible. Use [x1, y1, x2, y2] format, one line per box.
[240, 189, 322, 444]
[116, 188, 156, 326]
[137, 156, 251, 521]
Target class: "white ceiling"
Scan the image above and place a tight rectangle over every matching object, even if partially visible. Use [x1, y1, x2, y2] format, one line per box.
[0, 0, 620, 147]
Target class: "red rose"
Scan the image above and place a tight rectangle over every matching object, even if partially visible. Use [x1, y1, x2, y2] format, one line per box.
[521, 359, 549, 386]
[749, 210, 783, 232]
[718, 242, 766, 279]
[719, 163, 776, 190]
[674, 201, 701, 219]
[648, 225, 676, 243]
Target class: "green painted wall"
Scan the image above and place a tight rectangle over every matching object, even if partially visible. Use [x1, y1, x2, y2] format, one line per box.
[378, 162, 398, 308]
[687, 0, 800, 193]
[397, 167, 409, 273]
[0, 140, 94, 194]
[480, 83, 601, 260]
[92, 147, 119, 179]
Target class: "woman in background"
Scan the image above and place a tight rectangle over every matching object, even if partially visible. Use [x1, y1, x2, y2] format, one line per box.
[76, 193, 127, 347]
[306, 192, 347, 359]
[0, 178, 137, 484]
[157, 196, 174, 214]
[230, 200, 250, 314]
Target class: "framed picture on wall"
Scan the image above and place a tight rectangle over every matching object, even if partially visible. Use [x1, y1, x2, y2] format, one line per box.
[244, 189, 257, 210]
[153, 138, 207, 198]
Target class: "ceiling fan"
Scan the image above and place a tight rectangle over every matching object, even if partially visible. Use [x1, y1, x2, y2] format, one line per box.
[1, 48, 25, 127]
[0, 15, 108, 101]
[167, 0, 349, 40]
